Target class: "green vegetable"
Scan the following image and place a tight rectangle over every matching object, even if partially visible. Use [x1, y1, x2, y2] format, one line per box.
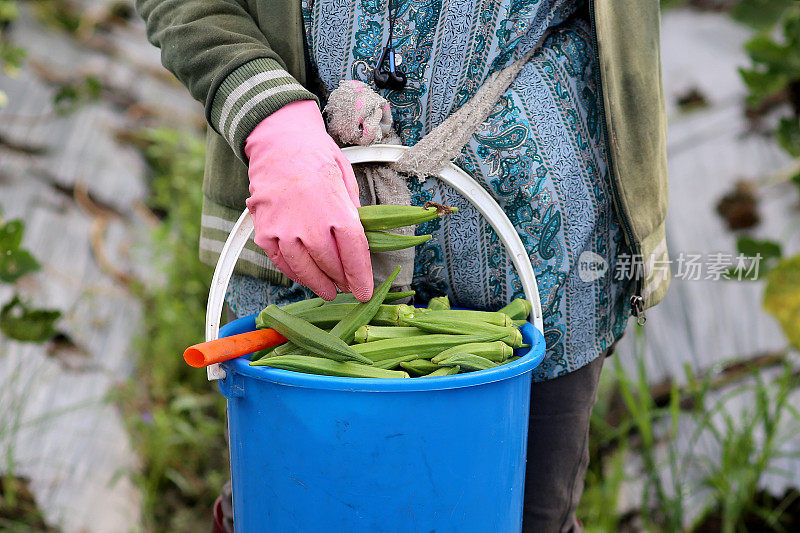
[399, 359, 441, 376]
[427, 296, 450, 310]
[497, 298, 532, 321]
[252, 355, 407, 378]
[292, 303, 409, 328]
[407, 308, 513, 327]
[373, 354, 421, 370]
[423, 365, 460, 377]
[353, 325, 423, 343]
[258, 305, 372, 365]
[249, 346, 277, 361]
[431, 341, 513, 364]
[325, 290, 415, 305]
[280, 298, 325, 315]
[269, 277, 406, 357]
[357, 203, 456, 231]
[437, 353, 498, 371]
[352, 334, 497, 362]
[366, 231, 431, 252]
[400, 316, 523, 348]
[329, 266, 401, 344]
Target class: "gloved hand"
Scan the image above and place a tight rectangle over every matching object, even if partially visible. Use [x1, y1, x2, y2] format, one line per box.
[245, 100, 373, 302]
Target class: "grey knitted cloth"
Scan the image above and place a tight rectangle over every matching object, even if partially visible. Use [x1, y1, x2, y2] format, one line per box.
[323, 43, 543, 289]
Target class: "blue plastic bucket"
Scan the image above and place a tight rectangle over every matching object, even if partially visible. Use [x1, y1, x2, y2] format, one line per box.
[218, 315, 545, 533]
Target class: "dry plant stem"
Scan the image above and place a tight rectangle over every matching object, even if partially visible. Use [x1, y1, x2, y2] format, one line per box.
[73, 181, 136, 287]
[422, 201, 457, 217]
[757, 157, 800, 187]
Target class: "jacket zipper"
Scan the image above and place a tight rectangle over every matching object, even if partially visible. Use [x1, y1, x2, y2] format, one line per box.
[588, 0, 647, 325]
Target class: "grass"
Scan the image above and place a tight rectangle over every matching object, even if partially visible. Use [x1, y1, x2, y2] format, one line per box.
[0, 475, 58, 532]
[578, 327, 800, 532]
[117, 127, 229, 532]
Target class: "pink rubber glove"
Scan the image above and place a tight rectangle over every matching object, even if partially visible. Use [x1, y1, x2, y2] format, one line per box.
[245, 100, 374, 302]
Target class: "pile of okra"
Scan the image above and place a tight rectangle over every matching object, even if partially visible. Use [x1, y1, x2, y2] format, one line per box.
[250, 269, 532, 379]
[249, 204, 531, 378]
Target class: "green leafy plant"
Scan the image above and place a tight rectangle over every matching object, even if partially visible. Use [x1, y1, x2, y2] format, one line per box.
[0, 0, 25, 79]
[0, 475, 58, 532]
[52, 75, 103, 115]
[29, 0, 84, 36]
[731, 0, 799, 32]
[0, 213, 61, 343]
[611, 331, 688, 532]
[690, 360, 800, 532]
[578, 368, 629, 533]
[738, 5, 800, 157]
[728, 1, 800, 349]
[0, 208, 62, 532]
[579, 317, 800, 532]
[118, 127, 228, 532]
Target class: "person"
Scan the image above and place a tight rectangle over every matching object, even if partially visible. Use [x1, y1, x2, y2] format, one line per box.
[136, 0, 669, 531]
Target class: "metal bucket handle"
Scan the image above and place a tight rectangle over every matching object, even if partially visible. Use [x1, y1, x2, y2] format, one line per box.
[205, 144, 544, 380]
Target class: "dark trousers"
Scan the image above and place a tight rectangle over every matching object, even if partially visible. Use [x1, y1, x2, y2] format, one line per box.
[522, 353, 605, 532]
[217, 353, 607, 533]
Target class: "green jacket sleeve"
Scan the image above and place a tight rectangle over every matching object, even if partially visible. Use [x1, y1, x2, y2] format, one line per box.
[135, 0, 317, 161]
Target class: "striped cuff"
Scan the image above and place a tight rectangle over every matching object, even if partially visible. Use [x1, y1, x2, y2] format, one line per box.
[209, 57, 318, 161]
[199, 196, 294, 286]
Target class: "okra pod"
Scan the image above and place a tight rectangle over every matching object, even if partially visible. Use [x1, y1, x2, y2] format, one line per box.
[399, 359, 441, 376]
[353, 326, 424, 343]
[400, 316, 523, 348]
[352, 334, 497, 362]
[249, 346, 277, 361]
[383, 290, 416, 304]
[437, 353, 498, 371]
[373, 353, 421, 370]
[427, 296, 450, 310]
[497, 298, 533, 321]
[357, 203, 456, 231]
[423, 365, 460, 377]
[293, 304, 407, 328]
[366, 231, 432, 252]
[329, 266, 401, 344]
[280, 298, 324, 315]
[252, 354, 408, 378]
[404, 308, 513, 327]
[271, 281, 408, 357]
[258, 305, 373, 365]
[431, 341, 513, 364]
[326, 290, 415, 305]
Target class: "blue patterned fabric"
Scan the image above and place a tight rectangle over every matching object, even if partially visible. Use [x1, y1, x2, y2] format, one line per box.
[225, 0, 632, 381]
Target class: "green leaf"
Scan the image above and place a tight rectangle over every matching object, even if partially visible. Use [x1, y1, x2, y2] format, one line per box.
[728, 237, 782, 280]
[744, 36, 791, 71]
[730, 0, 797, 31]
[0, 218, 41, 282]
[776, 117, 800, 157]
[763, 255, 800, 350]
[0, 0, 18, 23]
[736, 236, 783, 260]
[0, 248, 40, 282]
[0, 219, 23, 249]
[739, 67, 787, 108]
[0, 295, 61, 342]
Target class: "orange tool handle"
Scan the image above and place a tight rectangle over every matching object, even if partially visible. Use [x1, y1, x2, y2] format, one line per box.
[183, 329, 287, 368]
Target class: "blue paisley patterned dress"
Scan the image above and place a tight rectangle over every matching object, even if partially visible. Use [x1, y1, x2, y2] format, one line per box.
[225, 0, 632, 381]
